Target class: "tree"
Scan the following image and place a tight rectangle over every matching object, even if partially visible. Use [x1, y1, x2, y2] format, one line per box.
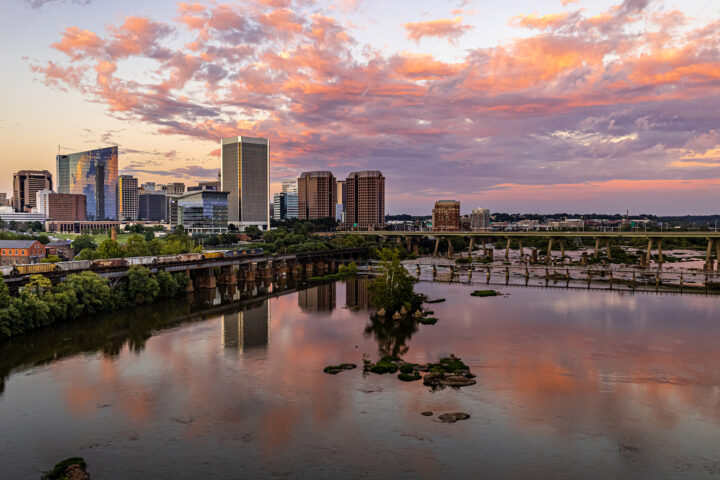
[148, 238, 163, 256]
[55, 271, 113, 316]
[244, 225, 262, 239]
[156, 270, 180, 298]
[144, 231, 155, 242]
[41, 255, 61, 263]
[368, 247, 420, 313]
[97, 239, 123, 259]
[0, 273, 11, 309]
[72, 234, 97, 254]
[124, 235, 151, 257]
[126, 266, 159, 304]
[26, 274, 52, 295]
[75, 248, 98, 260]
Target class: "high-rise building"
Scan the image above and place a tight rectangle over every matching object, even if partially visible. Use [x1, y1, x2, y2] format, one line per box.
[0, 193, 10, 207]
[432, 200, 461, 231]
[139, 190, 168, 222]
[177, 190, 229, 234]
[13, 170, 52, 212]
[281, 180, 299, 219]
[470, 207, 491, 231]
[298, 171, 336, 220]
[221, 136, 269, 231]
[345, 171, 385, 230]
[56, 146, 118, 220]
[273, 192, 287, 220]
[116, 175, 139, 221]
[36, 190, 86, 221]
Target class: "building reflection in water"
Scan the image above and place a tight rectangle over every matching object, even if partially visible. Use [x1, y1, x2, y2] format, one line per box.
[298, 283, 336, 313]
[222, 299, 270, 351]
[345, 276, 371, 310]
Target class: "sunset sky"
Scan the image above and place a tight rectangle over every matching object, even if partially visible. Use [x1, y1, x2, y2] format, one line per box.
[1, 0, 720, 215]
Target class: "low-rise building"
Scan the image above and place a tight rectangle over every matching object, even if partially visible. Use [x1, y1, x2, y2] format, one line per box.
[45, 240, 74, 260]
[36, 191, 87, 221]
[0, 240, 46, 265]
[0, 206, 45, 225]
[45, 220, 120, 234]
[177, 190, 229, 234]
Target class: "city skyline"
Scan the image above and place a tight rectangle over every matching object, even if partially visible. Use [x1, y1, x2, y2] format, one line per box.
[2, 0, 720, 215]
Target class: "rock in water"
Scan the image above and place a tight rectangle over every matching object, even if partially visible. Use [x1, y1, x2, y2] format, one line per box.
[400, 305, 408, 315]
[392, 311, 402, 320]
[421, 411, 434, 417]
[413, 310, 423, 319]
[438, 412, 470, 423]
[377, 308, 386, 317]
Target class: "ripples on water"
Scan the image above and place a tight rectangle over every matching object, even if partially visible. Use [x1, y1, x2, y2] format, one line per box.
[1, 277, 720, 479]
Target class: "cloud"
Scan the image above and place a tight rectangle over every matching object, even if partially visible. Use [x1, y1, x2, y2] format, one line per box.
[22, 0, 92, 8]
[403, 17, 473, 43]
[27, 0, 720, 213]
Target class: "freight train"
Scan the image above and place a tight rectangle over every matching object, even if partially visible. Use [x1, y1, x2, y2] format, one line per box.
[0, 248, 264, 278]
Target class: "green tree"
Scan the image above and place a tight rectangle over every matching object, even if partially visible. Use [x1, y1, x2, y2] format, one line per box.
[71, 234, 97, 254]
[144, 231, 155, 242]
[126, 266, 160, 304]
[148, 238, 163, 255]
[26, 274, 52, 295]
[124, 235, 151, 257]
[97, 239, 123, 259]
[156, 270, 179, 298]
[368, 247, 420, 313]
[56, 271, 113, 316]
[244, 225, 262, 239]
[0, 273, 11, 309]
[75, 248, 98, 260]
[41, 254, 61, 263]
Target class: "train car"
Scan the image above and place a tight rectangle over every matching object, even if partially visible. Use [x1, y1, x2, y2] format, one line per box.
[250, 248, 263, 255]
[203, 251, 225, 260]
[57, 260, 92, 272]
[126, 256, 157, 266]
[91, 258, 128, 270]
[15, 263, 58, 275]
[155, 254, 181, 265]
[177, 253, 203, 263]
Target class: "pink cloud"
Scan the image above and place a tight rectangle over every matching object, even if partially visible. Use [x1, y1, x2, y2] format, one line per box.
[403, 17, 473, 43]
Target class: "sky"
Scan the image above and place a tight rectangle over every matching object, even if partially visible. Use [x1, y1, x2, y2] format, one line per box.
[1, 0, 720, 215]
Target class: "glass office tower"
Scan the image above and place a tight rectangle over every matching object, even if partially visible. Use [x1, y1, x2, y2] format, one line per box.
[221, 136, 269, 231]
[56, 146, 119, 220]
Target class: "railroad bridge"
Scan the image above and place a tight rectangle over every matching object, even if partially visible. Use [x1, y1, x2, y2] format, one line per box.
[3, 247, 369, 295]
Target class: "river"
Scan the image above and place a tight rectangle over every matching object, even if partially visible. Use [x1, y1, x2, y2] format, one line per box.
[1, 277, 720, 479]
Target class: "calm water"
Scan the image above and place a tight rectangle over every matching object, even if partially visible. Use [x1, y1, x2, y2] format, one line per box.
[2, 278, 720, 479]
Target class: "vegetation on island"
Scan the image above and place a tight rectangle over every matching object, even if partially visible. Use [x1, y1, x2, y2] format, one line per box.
[361, 354, 476, 389]
[0, 266, 189, 339]
[367, 247, 423, 315]
[470, 290, 501, 297]
[41, 457, 88, 480]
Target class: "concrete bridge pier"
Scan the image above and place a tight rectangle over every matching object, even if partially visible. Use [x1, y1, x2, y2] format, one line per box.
[559, 239, 565, 262]
[518, 239, 524, 262]
[581, 252, 588, 266]
[185, 269, 194, 293]
[531, 248, 538, 264]
[706, 238, 715, 271]
[218, 266, 238, 286]
[433, 237, 440, 257]
[482, 239, 488, 257]
[546, 237, 554, 265]
[305, 262, 315, 277]
[447, 238, 454, 258]
[405, 237, 413, 254]
[467, 237, 474, 258]
[656, 240, 663, 266]
[486, 267, 491, 283]
[606, 239, 612, 260]
[505, 237, 511, 261]
[645, 238, 654, 268]
[594, 238, 600, 259]
[195, 268, 217, 290]
[246, 264, 257, 282]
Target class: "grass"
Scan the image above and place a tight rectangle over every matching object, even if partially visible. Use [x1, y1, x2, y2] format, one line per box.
[52, 232, 134, 245]
[471, 290, 500, 297]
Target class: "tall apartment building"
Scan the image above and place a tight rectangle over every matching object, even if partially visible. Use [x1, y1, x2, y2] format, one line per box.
[470, 207, 491, 230]
[282, 180, 298, 219]
[36, 190, 86, 221]
[432, 200, 461, 231]
[221, 136, 269, 231]
[345, 171, 385, 230]
[116, 175, 139, 221]
[165, 183, 186, 195]
[0, 193, 10, 207]
[13, 170, 52, 212]
[273, 192, 287, 220]
[57, 146, 118, 220]
[298, 171, 336, 220]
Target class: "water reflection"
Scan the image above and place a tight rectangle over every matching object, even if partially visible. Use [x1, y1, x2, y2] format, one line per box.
[222, 299, 270, 351]
[346, 276, 371, 310]
[2, 278, 720, 479]
[298, 282, 336, 312]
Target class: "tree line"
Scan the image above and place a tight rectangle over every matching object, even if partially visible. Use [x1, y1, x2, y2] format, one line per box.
[0, 266, 189, 339]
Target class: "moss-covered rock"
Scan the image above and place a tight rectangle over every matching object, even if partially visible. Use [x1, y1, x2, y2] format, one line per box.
[324, 363, 357, 374]
[398, 371, 422, 381]
[42, 457, 88, 480]
[418, 317, 438, 325]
